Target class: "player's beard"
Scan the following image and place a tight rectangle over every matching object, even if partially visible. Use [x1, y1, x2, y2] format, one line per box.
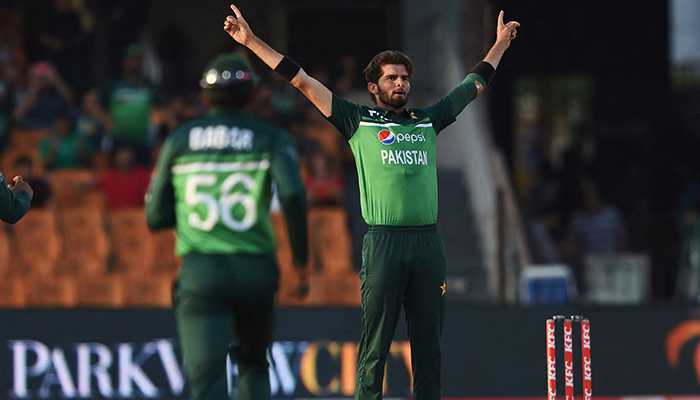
[377, 86, 409, 110]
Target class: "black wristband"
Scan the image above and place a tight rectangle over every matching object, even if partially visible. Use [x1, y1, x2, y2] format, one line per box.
[274, 56, 301, 82]
[469, 61, 495, 84]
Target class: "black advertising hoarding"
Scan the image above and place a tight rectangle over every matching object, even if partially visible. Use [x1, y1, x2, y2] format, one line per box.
[1, 305, 700, 399]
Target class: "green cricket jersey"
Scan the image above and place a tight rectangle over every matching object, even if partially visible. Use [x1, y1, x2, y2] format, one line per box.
[0, 171, 31, 224]
[105, 79, 155, 145]
[327, 72, 487, 226]
[146, 107, 308, 265]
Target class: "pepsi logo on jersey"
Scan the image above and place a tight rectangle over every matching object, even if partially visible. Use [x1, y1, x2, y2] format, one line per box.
[378, 130, 396, 145]
[377, 130, 426, 145]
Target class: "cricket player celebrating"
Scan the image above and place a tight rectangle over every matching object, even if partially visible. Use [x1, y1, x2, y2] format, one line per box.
[224, 4, 518, 400]
[145, 53, 308, 400]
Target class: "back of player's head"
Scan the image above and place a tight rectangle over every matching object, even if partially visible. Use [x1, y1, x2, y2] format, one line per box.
[363, 50, 414, 104]
[200, 52, 259, 108]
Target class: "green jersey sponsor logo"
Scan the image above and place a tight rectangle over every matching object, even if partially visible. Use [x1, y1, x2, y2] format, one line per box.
[396, 132, 426, 143]
[377, 129, 427, 145]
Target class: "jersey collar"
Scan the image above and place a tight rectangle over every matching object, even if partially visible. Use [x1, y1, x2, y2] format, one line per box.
[373, 106, 412, 120]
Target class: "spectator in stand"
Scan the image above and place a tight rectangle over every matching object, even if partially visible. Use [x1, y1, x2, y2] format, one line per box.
[14, 156, 51, 208]
[562, 178, 627, 291]
[95, 146, 151, 210]
[524, 163, 563, 264]
[564, 180, 627, 255]
[305, 151, 344, 207]
[98, 44, 157, 165]
[13, 61, 73, 129]
[76, 88, 113, 153]
[39, 109, 92, 171]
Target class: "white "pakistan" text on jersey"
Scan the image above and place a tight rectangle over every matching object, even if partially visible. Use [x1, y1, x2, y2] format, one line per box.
[380, 149, 428, 165]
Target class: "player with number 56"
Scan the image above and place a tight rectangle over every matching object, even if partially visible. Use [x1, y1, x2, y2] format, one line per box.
[145, 53, 308, 400]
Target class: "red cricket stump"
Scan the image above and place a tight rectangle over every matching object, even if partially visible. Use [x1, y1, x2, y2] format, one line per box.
[564, 319, 574, 400]
[546, 318, 557, 400]
[581, 319, 592, 400]
[547, 315, 591, 400]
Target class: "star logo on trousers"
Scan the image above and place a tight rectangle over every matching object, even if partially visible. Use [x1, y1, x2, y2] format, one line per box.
[440, 281, 446, 295]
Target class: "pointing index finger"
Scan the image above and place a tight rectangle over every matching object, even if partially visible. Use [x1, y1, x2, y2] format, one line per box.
[498, 10, 505, 27]
[230, 4, 243, 20]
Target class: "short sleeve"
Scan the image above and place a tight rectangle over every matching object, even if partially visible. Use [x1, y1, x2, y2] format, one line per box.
[326, 94, 363, 140]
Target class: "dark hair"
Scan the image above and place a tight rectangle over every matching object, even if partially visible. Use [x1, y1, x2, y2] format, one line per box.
[363, 50, 414, 104]
[202, 84, 254, 108]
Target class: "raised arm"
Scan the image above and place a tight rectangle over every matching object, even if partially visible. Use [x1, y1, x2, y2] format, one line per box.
[483, 10, 519, 70]
[223, 4, 333, 117]
[425, 10, 520, 131]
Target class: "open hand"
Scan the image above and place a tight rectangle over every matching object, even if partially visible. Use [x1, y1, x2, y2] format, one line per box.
[496, 10, 520, 48]
[224, 4, 254, 46]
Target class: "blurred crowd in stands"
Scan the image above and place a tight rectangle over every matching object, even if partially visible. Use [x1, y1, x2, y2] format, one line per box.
[519, 123, 700, 303]
[3, 0, 698, 307]
[0, 17, 357, 210]
[0, 0, 363, 308]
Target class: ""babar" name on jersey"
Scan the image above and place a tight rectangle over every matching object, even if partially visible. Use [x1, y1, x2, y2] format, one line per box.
[189, 125, 254, 151]
[381, 149, 428, 165]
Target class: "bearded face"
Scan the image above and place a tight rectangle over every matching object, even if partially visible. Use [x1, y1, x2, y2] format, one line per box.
[376, 83, 409, 110]
[372, 64, 411, 111]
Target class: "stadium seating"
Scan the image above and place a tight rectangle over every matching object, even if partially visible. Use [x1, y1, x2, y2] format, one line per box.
[0, 147, 43, 179]
[0, 205, 358, 308]
[8, 128, 49, 152]
[0, 276, 26, 307]
[308, 208, 353, 276]
[151, 229, 180, 275]
[57, 207, 110, 276]
[74, 274, 125, 307]
[9, 209, 61, 276]
[274, 208, 360, 306]
[0, 224, 9, 276]
[107, 208, 155, 275]
[48, 169, 104, 210]
[24, 276, 77, 308]
[122, 274, 174, 308]
[272, 212, 312, 306]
